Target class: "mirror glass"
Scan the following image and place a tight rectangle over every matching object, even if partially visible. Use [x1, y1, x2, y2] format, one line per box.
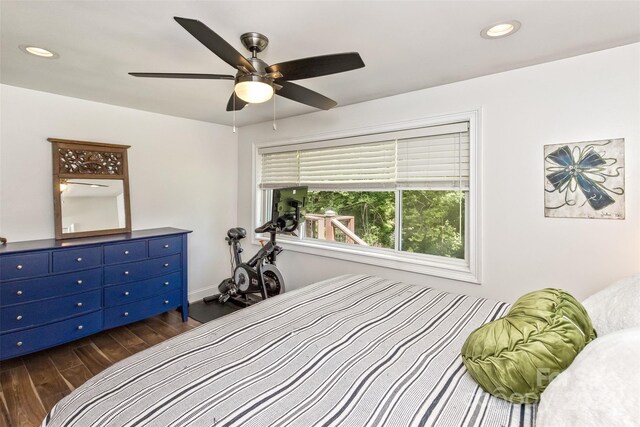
[60, 179, 126, 234]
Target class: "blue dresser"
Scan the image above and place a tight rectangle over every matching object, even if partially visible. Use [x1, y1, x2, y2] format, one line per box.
[0, 228, 191, 360]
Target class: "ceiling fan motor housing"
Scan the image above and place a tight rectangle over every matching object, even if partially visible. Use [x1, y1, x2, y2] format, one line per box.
[236, 72, 271, 86]
[235, 57, 272, 85]
[249, 57, 269, 75]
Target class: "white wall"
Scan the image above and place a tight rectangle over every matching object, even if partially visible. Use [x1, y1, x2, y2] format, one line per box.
[0, 84, 238, 301]
[237, 43, 640, 303]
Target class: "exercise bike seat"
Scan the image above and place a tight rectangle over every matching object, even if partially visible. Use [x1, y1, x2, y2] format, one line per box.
[227, 227, 247, 240]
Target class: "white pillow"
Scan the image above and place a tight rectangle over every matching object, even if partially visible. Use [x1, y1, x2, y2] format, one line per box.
[537, 327, 640, 427]
[582, 274, 640, 336]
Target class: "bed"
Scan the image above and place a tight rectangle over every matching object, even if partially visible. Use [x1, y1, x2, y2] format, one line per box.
[43, 275, 536, 426]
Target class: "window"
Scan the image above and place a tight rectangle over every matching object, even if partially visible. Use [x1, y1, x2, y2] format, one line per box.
[255, 113, 479, 283]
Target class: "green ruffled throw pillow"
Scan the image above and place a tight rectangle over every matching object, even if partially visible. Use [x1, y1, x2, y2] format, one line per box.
[461, 288, 596, 404]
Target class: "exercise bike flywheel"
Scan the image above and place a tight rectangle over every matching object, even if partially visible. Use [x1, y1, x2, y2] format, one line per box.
[263, 270, 282, 297]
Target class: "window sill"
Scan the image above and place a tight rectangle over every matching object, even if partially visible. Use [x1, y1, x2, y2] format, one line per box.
[255, 235, 480, 284]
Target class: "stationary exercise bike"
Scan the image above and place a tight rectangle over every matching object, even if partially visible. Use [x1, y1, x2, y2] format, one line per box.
[203, 187, 307, 307]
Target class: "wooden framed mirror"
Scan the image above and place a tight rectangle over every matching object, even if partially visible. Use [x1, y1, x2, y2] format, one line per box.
[49, 138, 132, 240]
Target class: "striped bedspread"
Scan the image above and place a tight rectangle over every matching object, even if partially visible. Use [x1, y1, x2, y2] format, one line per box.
[43, 275, 536, 426]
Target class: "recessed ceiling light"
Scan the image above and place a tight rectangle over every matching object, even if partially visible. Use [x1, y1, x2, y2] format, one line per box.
[19, 45, 59, 58]
[480, 20, 521, 39]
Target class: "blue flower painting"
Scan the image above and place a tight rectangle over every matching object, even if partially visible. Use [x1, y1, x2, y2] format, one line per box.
[544, 139, 624, 219]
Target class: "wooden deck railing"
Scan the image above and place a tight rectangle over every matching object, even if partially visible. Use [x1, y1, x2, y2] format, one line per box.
[304, 211, 368, 245]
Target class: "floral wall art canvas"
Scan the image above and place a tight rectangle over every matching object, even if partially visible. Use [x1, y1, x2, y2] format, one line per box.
[544, 138, 625, 219]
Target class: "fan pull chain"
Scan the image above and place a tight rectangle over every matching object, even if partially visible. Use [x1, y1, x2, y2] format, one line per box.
[232, 92, 237, 133]
[272, 94, 277, 131]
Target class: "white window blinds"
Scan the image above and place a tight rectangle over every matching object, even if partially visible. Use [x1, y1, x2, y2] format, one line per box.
[260, 151, 299, 188]
[397, 132, 470, 190]
[259, 121, 469, 191]
[297, 141, 396, 190]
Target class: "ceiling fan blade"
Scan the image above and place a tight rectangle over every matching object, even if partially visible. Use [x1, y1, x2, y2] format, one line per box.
[174, 17, 255, 73]
[129, 73, 234, 80]
[275, 81, 337, 110]
[266, 52, 364, 81]
[226, 92, 248, 111]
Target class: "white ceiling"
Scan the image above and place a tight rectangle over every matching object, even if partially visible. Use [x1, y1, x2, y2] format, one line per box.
[1, 1, 639, 127]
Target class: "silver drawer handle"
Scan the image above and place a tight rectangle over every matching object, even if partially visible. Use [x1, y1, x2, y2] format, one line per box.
[124, 250, 130, 255]
[77, 279, 83, 285]
[76, 302, 83, 307]
[124, 291, 130, 296]
[16, 341, 23, 347]
[77, 325, 83, 330]
[124, 271, 129, 275]
[164, 281, 170, 286]
[16, 290, 23, 296]
[164, 244, 170, 248]
[164, 300, 169, 304]
[16, 315, 23, 321]
[76, 257, 82, 262]
[163, 263, 169, 267]
[124, 312, 129, 317]
[16, 264, 23, 270]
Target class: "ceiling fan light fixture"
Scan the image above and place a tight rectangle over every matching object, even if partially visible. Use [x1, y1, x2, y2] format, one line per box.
[234, 74, 274, 104]
[481, 20, 521, 39]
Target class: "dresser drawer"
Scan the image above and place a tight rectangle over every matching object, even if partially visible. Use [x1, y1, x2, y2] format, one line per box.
[104, 241, 147, 265]
[148, 236, 182, 257]
[104, 272, 182, 307]
[0, 311, 102, 360]
[104, 289, 182, 329]
[0, 252, 49, 281]
[104, 254, 181, 285]
[1, 290, 101, 333]
[52, 247, 102, 273]
[0, 268, 102, 307]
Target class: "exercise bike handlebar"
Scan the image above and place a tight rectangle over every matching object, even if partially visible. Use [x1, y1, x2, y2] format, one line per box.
[254, 215, 298, 234]
[251, 203, 301, 266]
[249, 217, 293, 267]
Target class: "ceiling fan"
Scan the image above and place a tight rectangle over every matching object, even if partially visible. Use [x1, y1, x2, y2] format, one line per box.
[129, 17, 365, 111]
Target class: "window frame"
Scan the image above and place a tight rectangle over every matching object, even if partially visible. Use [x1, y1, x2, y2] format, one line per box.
[251, 110, 481, 284]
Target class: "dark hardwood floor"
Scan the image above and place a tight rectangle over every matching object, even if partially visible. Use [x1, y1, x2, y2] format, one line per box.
[0, 311, 201, 427]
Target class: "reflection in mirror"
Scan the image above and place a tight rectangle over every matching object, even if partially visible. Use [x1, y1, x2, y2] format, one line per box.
[60, 179, 126, 234]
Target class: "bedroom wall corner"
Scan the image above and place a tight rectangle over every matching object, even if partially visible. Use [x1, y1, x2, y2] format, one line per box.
[0, 84, 239, 301]
[236, 43, 640, 303]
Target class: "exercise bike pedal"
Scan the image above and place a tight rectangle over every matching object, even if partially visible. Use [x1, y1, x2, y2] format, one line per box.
[203, 294, 222, 304]
[202, 293, 233, 304]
